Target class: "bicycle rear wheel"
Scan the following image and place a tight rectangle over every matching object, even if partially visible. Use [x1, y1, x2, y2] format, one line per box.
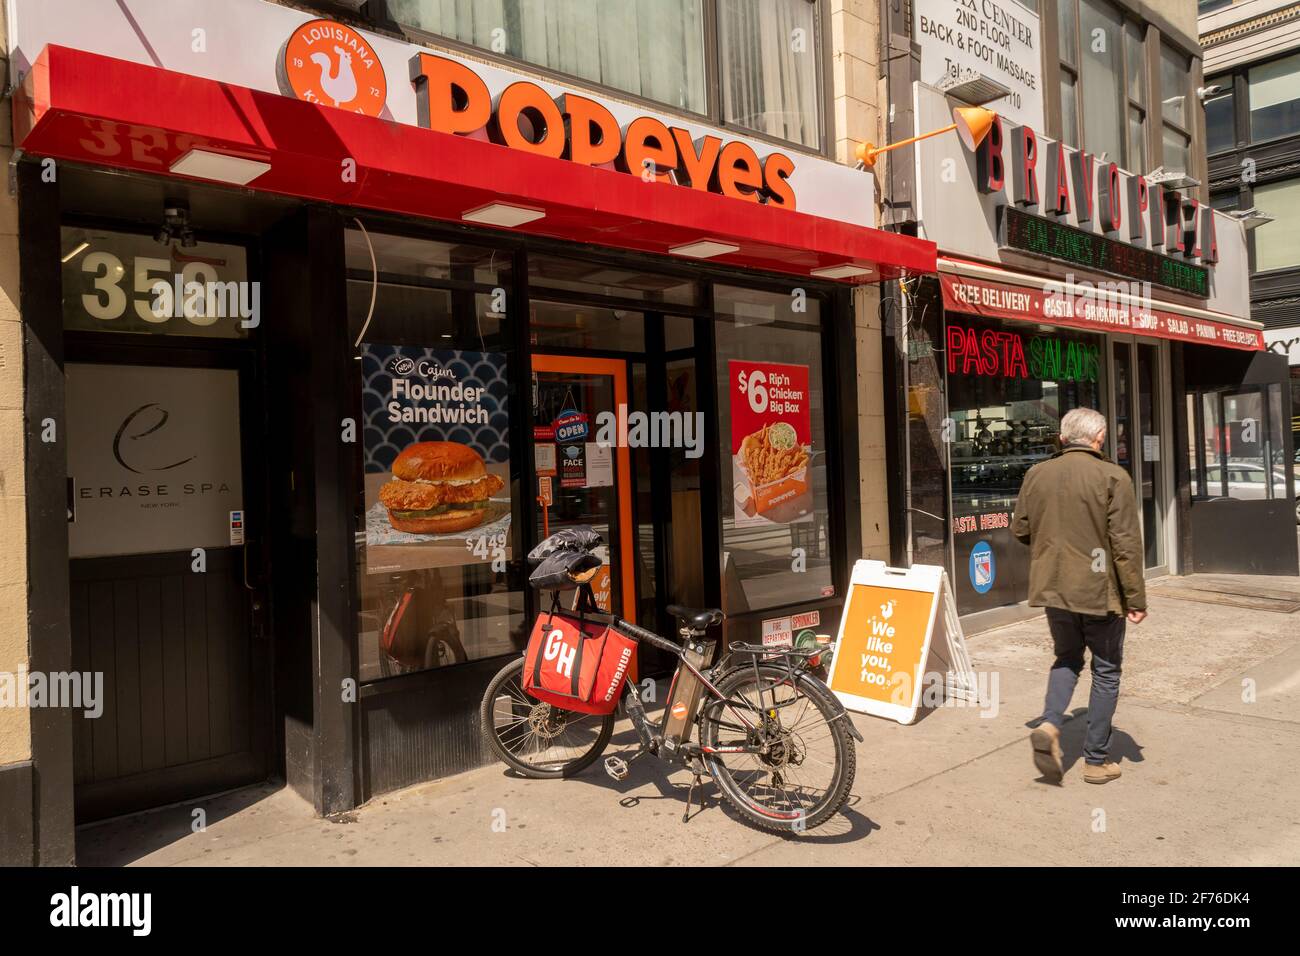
[699, 662, 855, 833]
[480, 656, 615, 779]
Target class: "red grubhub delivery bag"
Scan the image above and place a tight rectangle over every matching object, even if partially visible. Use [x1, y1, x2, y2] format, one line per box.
[522, 608, 637, 715]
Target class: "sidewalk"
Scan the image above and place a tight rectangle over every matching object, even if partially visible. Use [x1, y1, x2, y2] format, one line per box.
[78, 574, 1300, 867]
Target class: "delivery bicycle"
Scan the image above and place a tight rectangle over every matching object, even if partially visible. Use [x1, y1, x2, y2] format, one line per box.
[479, 528, 861, 833]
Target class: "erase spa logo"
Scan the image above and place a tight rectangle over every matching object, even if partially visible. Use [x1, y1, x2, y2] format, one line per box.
[279, 19, 388, 117]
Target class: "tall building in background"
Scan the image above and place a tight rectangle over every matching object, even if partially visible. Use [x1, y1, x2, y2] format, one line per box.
[1200, 0, 1300, 471]
[867, 0, 1294, 633]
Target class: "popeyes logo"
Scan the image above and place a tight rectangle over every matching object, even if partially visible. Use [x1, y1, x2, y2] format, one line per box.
[280, 19, 387, 117]
[409, 53, 797, 209]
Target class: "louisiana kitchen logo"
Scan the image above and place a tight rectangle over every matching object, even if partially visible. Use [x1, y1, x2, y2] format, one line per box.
[279, 18, 388, 117]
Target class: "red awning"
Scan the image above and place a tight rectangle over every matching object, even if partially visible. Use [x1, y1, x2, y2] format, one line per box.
[938, 267, 1263, 351]
[14, 45, 935, 283]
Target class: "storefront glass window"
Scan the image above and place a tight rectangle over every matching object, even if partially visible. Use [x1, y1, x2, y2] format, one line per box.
[528, 254, 700, 307]
[1205, 86, 1235, 154]
[1079, 0, 1125, 166]
[945, 316, 1104, 612]
[1160, 44, 1192, 171]
[388, 0, 707, 114]
[345, 229, 523, 681]
[529, 299, 645, 352]
[1125, 21, 1147, 172]
[1060, 74, 1080, 149]
[1250, 178, 1300, 273]
[1160, 45, 1188, 129]
[1248, 52, 1300, 143]
[904, 279, 950, 570]
[714, 286, 831, 613]
[718, 0, 822, 149]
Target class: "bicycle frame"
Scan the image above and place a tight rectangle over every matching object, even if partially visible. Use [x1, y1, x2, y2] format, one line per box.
[568, 584, 860, 767]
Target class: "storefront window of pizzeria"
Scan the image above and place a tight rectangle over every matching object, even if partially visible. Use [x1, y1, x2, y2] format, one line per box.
[714, 285, 831, 616]
[1188, 386, 1289, 502]
[946, 316, 1104, 611]
[344, 229, 523, 681]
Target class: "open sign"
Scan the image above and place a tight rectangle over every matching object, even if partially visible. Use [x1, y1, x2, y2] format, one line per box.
[554, 410, 589, 443]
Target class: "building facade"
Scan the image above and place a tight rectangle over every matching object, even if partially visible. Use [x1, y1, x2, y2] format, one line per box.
[0, 0, 929, 864]
[1200, 0, 1300, 503]
[872, 0, 1294, 630]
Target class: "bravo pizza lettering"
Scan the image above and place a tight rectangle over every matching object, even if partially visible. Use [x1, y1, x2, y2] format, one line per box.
[969, 114, 1219, 286]
[410, 53, 797, 208]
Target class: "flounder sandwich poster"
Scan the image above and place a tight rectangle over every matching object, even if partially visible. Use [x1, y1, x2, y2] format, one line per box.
[361, 345, 511, 574]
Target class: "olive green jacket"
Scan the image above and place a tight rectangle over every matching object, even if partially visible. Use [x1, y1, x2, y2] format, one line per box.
[1011, 445, 1147, 616]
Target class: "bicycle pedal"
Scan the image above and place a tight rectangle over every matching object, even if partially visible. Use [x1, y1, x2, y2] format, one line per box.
[603, 756, 629, 781]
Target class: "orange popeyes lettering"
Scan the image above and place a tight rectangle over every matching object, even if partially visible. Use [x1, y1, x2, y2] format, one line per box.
[621, 116, 677, 183]
[763, 152, 796, 210]
[494, 81, 566, 158]
[410, 51, 490, 135]
[405, 52, 798, 206]
[671, 127, 722, 191]
[560, 94, 621, 166]
[716, 141, 763, 202]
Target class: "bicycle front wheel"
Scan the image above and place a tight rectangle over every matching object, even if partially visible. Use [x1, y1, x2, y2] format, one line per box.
[480, 656, 615, 779]
[699, 663, 856, 833]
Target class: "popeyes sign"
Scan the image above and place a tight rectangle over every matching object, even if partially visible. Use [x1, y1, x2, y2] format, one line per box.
[409, 53, 797, 209]
[9, 0, 874, 224]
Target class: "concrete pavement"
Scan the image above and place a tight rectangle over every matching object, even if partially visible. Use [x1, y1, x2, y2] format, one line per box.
[77, 574, 1300, 866]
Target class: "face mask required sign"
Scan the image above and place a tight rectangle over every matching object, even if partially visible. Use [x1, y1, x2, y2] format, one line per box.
[360, 344, 512, 575]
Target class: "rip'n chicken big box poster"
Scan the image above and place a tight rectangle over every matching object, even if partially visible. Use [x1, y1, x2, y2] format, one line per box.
[728, 360, 812, 528]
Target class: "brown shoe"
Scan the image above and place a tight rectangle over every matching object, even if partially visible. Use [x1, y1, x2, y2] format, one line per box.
[1084, 760, 1123, 784]
[1030, 722, 1063, 782]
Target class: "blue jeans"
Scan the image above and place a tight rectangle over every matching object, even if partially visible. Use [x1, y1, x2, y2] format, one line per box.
[1041, 608, 1126, 765]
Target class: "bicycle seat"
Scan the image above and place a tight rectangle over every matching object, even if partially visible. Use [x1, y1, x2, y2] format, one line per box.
[667, 604, 724, 630]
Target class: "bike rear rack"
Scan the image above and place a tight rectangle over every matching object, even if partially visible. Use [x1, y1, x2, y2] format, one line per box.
[723, 642, 821, 696]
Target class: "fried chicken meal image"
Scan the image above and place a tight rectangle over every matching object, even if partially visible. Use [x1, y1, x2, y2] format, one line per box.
[740, 422, 808, 486]
[379, 441, 505, 535]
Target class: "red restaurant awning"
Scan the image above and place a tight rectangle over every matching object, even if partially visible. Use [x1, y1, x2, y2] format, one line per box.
[14, 44, 936, 283]
[939, 262, 1264, 351]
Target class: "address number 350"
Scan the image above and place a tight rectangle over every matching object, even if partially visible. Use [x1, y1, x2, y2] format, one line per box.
[80, 251, 222, 326]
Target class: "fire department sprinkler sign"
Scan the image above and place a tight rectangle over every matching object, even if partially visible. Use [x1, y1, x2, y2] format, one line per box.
[914, 0, 1044, 131]
[826, 562, 947, 724]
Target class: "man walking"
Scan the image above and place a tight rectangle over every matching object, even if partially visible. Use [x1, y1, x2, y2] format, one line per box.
[1011, 407, 1147, 785]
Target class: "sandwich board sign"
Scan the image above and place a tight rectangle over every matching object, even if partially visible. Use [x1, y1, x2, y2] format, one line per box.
[827, 561, 977, 724]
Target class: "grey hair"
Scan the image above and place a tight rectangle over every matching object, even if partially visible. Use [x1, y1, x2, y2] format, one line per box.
[1059, 407, 1107, 445]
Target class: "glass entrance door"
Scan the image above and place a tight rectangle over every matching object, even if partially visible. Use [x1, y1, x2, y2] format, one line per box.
[1110, 338, 1171, 573]
[1136, 343, 1167, 571]
[531, 355, 636, 618]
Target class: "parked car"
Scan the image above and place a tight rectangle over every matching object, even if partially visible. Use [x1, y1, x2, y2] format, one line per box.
[1207, 461, 1299, 524]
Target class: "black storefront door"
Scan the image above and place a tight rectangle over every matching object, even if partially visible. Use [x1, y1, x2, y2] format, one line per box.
[65, 346, 271, 821]
[1183, 346, 1299, 575]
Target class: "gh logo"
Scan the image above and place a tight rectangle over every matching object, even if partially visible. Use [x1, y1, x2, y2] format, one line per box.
[543, 628, 576, 678]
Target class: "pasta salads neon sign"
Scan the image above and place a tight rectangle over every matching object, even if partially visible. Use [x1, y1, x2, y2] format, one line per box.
[946, 323, 1099, 383]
